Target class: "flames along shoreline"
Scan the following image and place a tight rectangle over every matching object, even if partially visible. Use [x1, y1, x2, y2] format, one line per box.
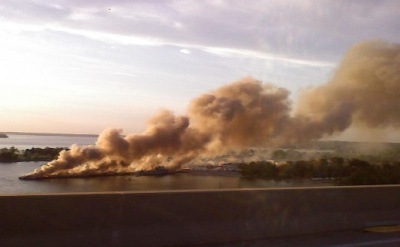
[18, 167, 240, 180]
[18, 166, 185, 180]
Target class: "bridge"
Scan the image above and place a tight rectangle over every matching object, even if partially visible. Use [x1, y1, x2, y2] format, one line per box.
[1, 185, 400, 246]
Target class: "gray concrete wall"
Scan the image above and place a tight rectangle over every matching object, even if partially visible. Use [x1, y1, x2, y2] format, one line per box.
[1, 186, 400, 246]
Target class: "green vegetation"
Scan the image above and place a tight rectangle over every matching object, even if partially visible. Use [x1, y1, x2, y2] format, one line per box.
[0, 147, 67, 163]
[237, 157, 400, 185]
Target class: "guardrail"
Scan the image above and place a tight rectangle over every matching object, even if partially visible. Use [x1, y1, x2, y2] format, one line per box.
[1, 185, 400, 246]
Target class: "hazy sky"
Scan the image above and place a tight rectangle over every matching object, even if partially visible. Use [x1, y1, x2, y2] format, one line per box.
[1, 0, 399, 137]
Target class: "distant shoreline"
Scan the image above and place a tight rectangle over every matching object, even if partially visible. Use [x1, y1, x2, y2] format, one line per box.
[3, 132, 98, 138]
[1, 132, 399, 144]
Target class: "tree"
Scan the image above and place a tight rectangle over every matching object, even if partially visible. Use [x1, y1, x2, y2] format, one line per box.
[0, 147, 19, 162]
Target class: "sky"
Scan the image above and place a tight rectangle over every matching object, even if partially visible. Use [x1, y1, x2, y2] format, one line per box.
[0, 0, 399, 141]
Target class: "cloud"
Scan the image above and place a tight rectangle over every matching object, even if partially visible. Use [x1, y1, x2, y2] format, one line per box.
[1, 0, 399, 64]
[179, 48, 191, 54]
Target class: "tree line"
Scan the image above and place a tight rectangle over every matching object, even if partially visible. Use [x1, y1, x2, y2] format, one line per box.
[0, 147, 68, 163]
[237, 157, 400, 185]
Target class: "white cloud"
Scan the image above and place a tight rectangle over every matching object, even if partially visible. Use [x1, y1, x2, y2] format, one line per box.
[1, 0, 399, 135]
[179, 48, 191, 54]
[1, 0, 399, 63]
[200, 46, 335, 68]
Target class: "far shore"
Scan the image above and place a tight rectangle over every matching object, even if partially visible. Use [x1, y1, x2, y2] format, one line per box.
[3, 132, 97, 137]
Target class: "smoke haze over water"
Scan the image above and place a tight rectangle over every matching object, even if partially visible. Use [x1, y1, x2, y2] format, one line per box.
[22, 40, 400, 179]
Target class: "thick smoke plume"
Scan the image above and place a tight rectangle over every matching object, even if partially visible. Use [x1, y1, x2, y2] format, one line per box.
[296, 40, 400, 131]
[22, 40, 400, 179]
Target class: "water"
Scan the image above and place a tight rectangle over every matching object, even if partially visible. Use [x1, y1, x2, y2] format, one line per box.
[0, 133, 97, 149]
[0, 134, 333, 194]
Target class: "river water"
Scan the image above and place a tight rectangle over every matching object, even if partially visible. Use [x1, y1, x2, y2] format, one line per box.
[0, 134, 332, 194]
[0, 133, 98, 149]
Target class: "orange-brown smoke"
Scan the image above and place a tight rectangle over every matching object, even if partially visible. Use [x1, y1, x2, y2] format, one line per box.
[296, 40, 400, 131]
[189, 79, 291, 150]
[22, 40, 400, 179]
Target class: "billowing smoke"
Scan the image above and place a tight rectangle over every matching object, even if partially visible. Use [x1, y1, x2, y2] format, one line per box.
[189, 79, 291, 150]
[21, 40, 400, 179]
[296, 40, 400, 131]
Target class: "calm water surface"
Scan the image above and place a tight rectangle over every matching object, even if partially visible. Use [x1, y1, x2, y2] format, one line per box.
[0, 134, 97, 149]
[0, 134, 333, 194]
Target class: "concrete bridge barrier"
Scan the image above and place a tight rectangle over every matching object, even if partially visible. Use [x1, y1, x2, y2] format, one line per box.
[1, 185, 400, 246]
